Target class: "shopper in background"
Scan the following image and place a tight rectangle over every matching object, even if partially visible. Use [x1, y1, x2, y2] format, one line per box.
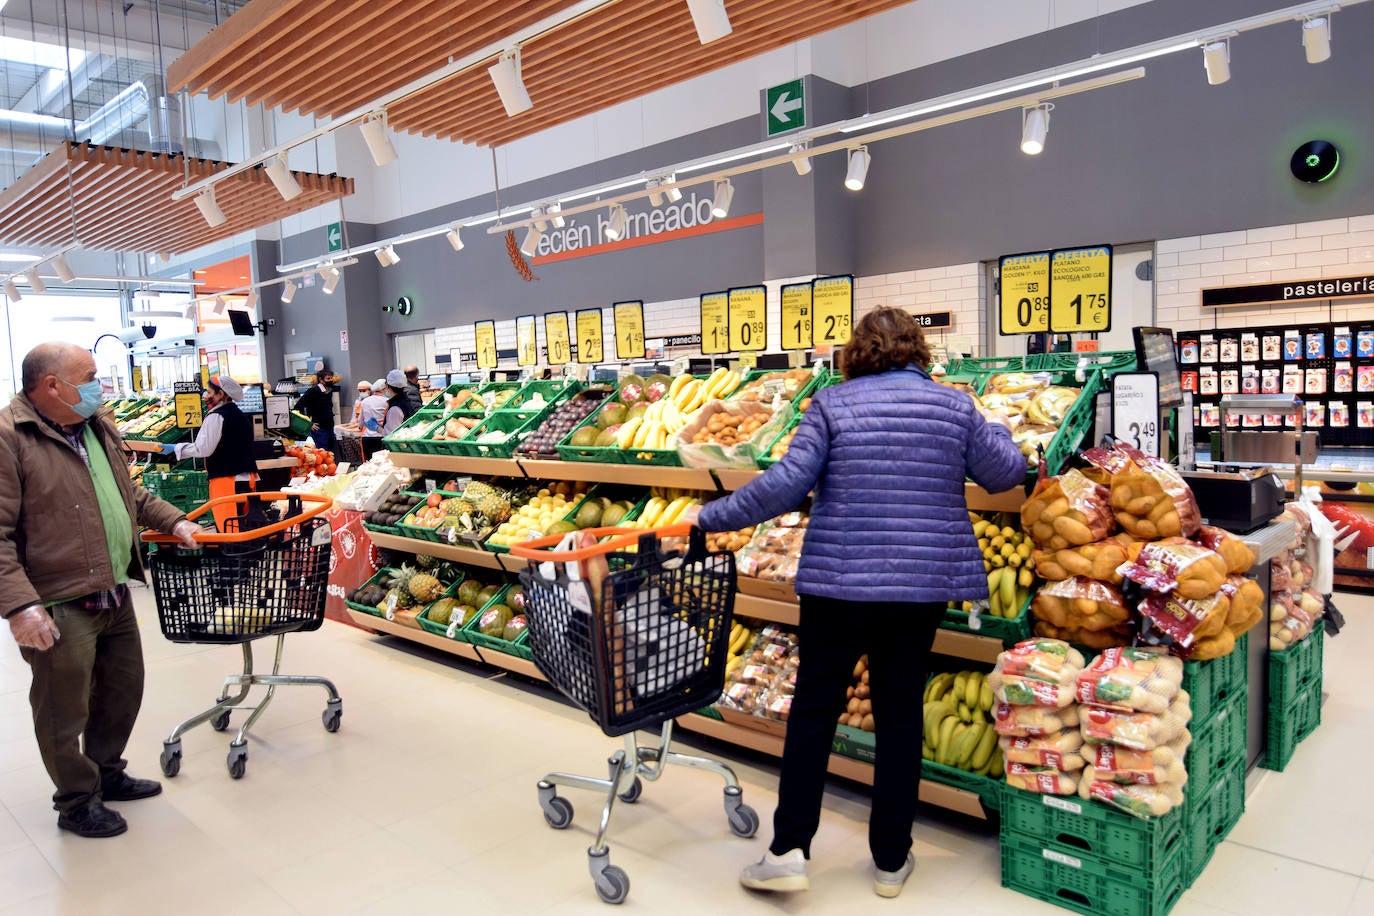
[160, 375, 257, 532]
[0, 342, 200, 838]
[402, 366, 424, 415]
[691, 307, 1025, 898]
[350, 379, 372, 427]
[293, 371, 338, 452]
[359, 377, 397, 459]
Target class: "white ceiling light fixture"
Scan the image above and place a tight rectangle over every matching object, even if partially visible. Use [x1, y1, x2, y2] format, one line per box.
[243, 289, 259, 311]
[488, 48, 533, 117]
[3, 281, 19, 303]
[844, 147, 870, 191]
[532, 207, 549, 232]
[0, 252, 41, 263]
[548, 203, 565, 228]
[663, 172, 683, 203]
[789, 142, 812, 175]
[281, 279, 297, 303]
[1203, 40, 1231, 85]
[194, 187, 227, 227]
[24, 268, 45, 293]
[686, 0, 732, 44]
[358, 111, 399, 167]
[52, 254, 75, 283]
[446, 226, 465, 251]
[1302, 16, 1331, 63]
[264, 153, 303, 201]
[375, 244, 400, 267]
[321, 264, 342, 294]
[711, 179, 734, 219]
[605, 204, 628, 241]
[646, 178, 665, 207]
[211, 296, 227, 316]
[1020, 104, 1053, 155]
[520, 224, 542, 256]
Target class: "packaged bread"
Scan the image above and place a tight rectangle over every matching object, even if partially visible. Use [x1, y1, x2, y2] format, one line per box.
[1033, 619, 1133, 651]
[993, 702, 1080, 737]
[1021, 469, 1115, 550]
[1195, 525, 1256, 575]
[1079, 767, 1185, 818]
[1032, 577, 1132, 632]
[1005, 763, 1079, 795]
[1221, 575, 1265, 636]
[1117, 540, 1227, 599]
[990, 638, 1087, 685]
[1080, 735, 1189, 786]
[1074, 646, 1183, 713]
[1084, 443, 1201, 540]
[1033, 539, 1130, 583]
[1080, 690, 1192, 750]
[1137, 589, 1231, 653]
[1000, 731, 1086, 770]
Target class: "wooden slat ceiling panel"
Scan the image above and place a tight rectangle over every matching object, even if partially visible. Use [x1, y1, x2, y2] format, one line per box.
[169, 0, 909, 148]
[0, 143, 353, 254]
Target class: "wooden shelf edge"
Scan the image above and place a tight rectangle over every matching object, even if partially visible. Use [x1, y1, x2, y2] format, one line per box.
[715, 468, 762, 491]
[932, 628, 1005, 664]
[389, 452, 525, 477]
[472, 648, 546, 682]
[367, 530, 506, 570]
[517, 458, 718, 490]
[733, 592, 799, 626]
[342, 609, 483, 661]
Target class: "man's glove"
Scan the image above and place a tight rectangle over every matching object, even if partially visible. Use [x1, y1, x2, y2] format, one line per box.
[8, 605, 60, 651]
[172, 520, 202, 549]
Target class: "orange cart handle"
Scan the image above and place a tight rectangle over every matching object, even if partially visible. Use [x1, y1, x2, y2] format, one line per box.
[507, 523, 693, 562]
[140, 491, 333, 545]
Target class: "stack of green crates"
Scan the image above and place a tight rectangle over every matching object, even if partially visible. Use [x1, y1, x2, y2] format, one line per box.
[1179, 634, 1250, 884]
[141, 468, 209, 514]
[1000, 788, 1187, 916]
[1262, 624, 1324, 771]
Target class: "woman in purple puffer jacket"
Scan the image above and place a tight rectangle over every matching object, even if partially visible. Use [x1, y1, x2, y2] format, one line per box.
[694, 307, 1025, 899]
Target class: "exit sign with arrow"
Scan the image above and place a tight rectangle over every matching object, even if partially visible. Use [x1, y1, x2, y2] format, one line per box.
[326, 221, 343, 252]
[765, 78, 806, 137]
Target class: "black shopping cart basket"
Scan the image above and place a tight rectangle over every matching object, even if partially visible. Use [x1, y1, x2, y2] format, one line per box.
[142, 492, 343, 780]
[508, 524, 758, 905]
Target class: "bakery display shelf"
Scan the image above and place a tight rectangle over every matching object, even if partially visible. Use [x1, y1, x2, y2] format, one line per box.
[366, 530, 508, 571]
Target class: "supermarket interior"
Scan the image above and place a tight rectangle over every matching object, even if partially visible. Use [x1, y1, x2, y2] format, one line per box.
[2, 0, 1374, 914]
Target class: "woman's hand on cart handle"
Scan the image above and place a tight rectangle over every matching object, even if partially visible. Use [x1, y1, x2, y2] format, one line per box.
[678, 504, 702, 528]
[172, 520, 201, 549]
[8, 605, 59, 651]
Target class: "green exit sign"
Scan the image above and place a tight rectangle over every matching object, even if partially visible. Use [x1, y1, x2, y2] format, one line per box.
[326, 222, 343, 252]
[765, 79, 805, 136]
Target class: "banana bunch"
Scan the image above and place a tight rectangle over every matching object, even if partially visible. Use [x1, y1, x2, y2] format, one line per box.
[670, 367, 744, 416]
[724, 621, 758, 678]
[967, 511, 1035, 619]
[622, 494, 700, 530]
[921, 670, 1003, 776]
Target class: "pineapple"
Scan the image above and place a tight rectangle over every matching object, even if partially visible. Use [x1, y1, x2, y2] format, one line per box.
[442, 497, 477, 518]
[414, 555, 439, 571]
[380, 587, 414, 612]
[476, 492, 511, 525]
[407, 571, 445, 603]
[463, 480, 496, 502]
[385, 564, 417, 596]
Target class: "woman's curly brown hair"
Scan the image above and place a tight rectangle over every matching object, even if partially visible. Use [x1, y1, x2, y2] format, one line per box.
[839, 307, 932, 379]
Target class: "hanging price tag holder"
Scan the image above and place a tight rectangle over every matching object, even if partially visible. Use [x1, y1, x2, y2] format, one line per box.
[174, 381, 203, 429]
[1050, 245, 1113, 333]
[516, 315, 537, 367]
[728, 285, 767, 352]
[811, 275, 853, 347]
[780, 282, 812, 350]
[700, 291, 729, 355]
[474, 321, 498, 369]
[544, 312, 571, 365]
[1112, 372, 1161, 457]
[575, 308, 603, 363]
[613, 301, 645, 361]
[999, 251, 1051, 334]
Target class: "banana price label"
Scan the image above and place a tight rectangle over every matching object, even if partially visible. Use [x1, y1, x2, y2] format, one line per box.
[544, 312, 571, 365]
[811, 275, 853, 346]
[1050, 245, 1113, 333]
[780, 282, 812, 350]
[515, 315, 537, 367]
[613, 301, 645, 360]
[728, 285, 767, 352]
[575, 308, 603, 364]
[999, 251, 1050, 334]
[474, 320, 497, 369]
[700, 291, 729, 355]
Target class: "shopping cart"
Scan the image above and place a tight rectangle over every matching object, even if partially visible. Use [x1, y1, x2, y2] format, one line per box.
[141, 491, 341, 780]
[509, 524, 759, 905]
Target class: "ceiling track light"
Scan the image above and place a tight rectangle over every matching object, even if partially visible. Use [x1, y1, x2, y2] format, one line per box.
[264, 153, 303, 201]
[446, 225, 465, 251]
[375, 244, 400, 267]
[532, 207, 549, 232]
[194, 187, 227, 227]
[686, 0, 732, 44]
[243, 289, 259, 311]
[1302, 16, 1331, 64]
[663, 173, 684, 203]
[520, 224, 542, 257]
[789, 143, 812, 175]
[844, 147, 871, 191]
[211, 296, 227, 316]
[24, 268, 45, 293]
[646, 178, 665, 207]
[3, 280, 20, 303]
[281, 279, 297, 303]
[1202, 39, 1231, 85]
[359, 111, 398, 167]
[488, 48, 533, 117]
[711, 179, 733, 219]
[52, 254, 75, 283]
[321, 263, 342, 294]
[548, 203, 565, 229]
[605, 204, 628, 241]
[1020, 103, 1053, 155]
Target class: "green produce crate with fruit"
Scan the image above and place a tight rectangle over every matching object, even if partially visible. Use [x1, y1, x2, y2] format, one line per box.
[1001, 789, 1185, 873]
[453, 410, 543, 458]
[1184, 691, 1247, 801]
[475, 380, 522, 410]
[1038, 350, 1139, 376]
[515, 387, 613, 460]
[1262, 674, 1323, 772]
[414, 576, 473, 641]
[1268, 622, 1324, 705]
[460, 582, 532, 659]
[501, 378, 582, 412]
[343, 568, 397, 618]
[971, 368, 1103, 476]
[382, 408, 444, 454]
[407, 410, 483, 456]
[1001, 829, 1186, 916]
[1182, 759, 1246, 884]
[830, 725, 1003, 815]
[141, 468, 208, 513]
[942, 590, 1034, 645]
[1182, 632, 1249, 728]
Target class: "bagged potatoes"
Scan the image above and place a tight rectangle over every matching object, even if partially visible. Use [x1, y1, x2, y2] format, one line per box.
[1081, 735, 1189, 786]
[1000, 731, 1086, 770]
[1074, 646, 1183, 714]
[1034, 619, 1134, 650]
[993, 702, 1080, 737]
[1085, 443, 1201, 540]
[1033, 539, 1130, 583]
[1079, 768, 1185, 818]
[1021, 469, 1115, 550]
[1032, 576, 1132, 632]
[1136, 589, 1231, 653]
[1220, 575, 1265, 636]
[1195, 525, 1256, 575]
[1005, 763, 1079, 795]
[1117, 540, 1227, 599]
[1080, 690, 1191, 751]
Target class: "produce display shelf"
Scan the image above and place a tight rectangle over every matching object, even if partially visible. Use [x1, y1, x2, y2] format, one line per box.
[343, 608, 482, 662]
[366, 530, 507, 571]
[388, 452, 525, 478]
[517, 458, 718, 490]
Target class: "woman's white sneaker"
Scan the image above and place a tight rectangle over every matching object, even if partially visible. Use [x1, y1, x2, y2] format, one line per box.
[874, 853, 915, 898]
[739, 848, 809, 892]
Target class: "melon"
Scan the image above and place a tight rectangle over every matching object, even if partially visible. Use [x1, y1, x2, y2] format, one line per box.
[597, 402, 628, 429]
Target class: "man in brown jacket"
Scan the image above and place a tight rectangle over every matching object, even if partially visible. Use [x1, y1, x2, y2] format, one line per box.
[1, 342, 200, 838]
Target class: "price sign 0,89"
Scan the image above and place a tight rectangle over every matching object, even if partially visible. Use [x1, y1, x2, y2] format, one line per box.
[701, 292, 729, 355]
[544, 312, 571, 365]
[999, 252, 1050, 334]
[613, 301, 645, 360]
[474, 320, 497, 369]
[516, 315, 537, 367]
[728, 286, 767, 352]
[780, 283, 812, 350]
[811, 275, 853, 346]
[575, 308, 603, 364]
[1050, 245, 1112, 333]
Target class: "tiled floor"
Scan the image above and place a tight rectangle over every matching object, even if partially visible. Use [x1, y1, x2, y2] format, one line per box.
[0, 585, 1368, 915]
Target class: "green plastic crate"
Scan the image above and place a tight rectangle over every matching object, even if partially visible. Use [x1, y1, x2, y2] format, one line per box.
[1185, 692, 1247, 802]
[555, 405, 626, 464]
[406, 411, 483, 456]
[1038, 351, 1139, 375]
[1001, 788, 1185, 873]
[1001, 830, 1186, 916]
[830, 725, 1002, 814]
[503, 378, 582, 412]
[1269, 624, 1324, 706]
[382, 409, 445, 454]
[971, 368, 1101, 476]
[414, 575, 471, 640]
[141, 468, 208, 513]
[452, 411, 542, 458]
[1262, 678, 1322, 772]
[484, 483, 600, 554]
[1183, 632, 1249, 728]
[460, 582, 532, 658]
[941, 590, 1034, 645]
[1182, 759, 1246, 884]
[343, 567, 395, 618]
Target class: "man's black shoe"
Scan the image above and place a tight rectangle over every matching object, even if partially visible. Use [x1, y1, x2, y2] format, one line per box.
[101, 773, 163, 801]
[57, 802, 128, 838]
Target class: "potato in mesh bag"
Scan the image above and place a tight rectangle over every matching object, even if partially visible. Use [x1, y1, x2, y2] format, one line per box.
[1195, 525, 1256, 575]
[1033, 619, 1133, 651]
[1137, 588, 1231, 653]
[1074, 646, 1183, 713]
[990, 637, 1087, 684]
[1005, 763, 1079, 795]
[1021, 469, 1115, 551]
[993, 702, 1079, 737]
[1080, 735, 1189, 786]
[1033, 539, 1130, 583]
[1079, 767, 1185, 818]
[1080, 690, 1191, 751]
[1084, 442, 1201, 540]
[1220, 574, 1265, 637]
[1117, 539, 1227, 600]
[999, 730, 1085, 770]
[1032, 576, 1132, 632]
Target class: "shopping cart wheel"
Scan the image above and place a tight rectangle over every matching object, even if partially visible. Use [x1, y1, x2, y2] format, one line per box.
[543, 795, 574, 830]
[159, 740, 182, 778]
[322, 698, 342, 733]
[227, 742, 248, 780]
[723, 786, 759, 838]
[210, 708, 231, 732]
[617, 776, 643, 804]
[594, 864, 630, 905]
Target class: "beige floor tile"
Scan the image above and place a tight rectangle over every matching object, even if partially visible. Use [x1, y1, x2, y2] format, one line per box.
[1187, 841, 1361, 913]
[1350, 879, 1374, 914]
[0, 805, 33, 854]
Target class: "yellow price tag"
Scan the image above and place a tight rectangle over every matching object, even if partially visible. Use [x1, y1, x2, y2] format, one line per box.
[474, 320, 497, 369]
[701, 292, 729, 355]
[811, 276, 853, 346]
[728, 285, 766, 352]
[999, 252, 1050, 334]
[200, 364, 210, 390]
[1050, 245, 1113, 333]
[174, 392, 203, 429]
[613, 301, 645, 360]
[544, 312, 571, 365]
[131, 366, 144, 392]
[780, 283, 812, 350]
[576, 309, 603, 363]
[516, 315, 537, 367]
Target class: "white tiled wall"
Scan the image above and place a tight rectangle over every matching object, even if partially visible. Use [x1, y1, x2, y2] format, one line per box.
[853, 262, 984, 342]
[1156, 214, 1374, 332]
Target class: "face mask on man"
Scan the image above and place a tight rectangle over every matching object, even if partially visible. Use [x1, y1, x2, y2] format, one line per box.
[59, 377, 103, 419]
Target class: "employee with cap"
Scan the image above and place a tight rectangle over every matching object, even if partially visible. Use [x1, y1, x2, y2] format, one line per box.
[386, 369, 415, 422]
[160, 375, 256, 531]
[358, 378, 396, 459]
[350, 379, 372, 427]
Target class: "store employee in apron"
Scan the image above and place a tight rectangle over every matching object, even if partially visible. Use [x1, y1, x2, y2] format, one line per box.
[159, 376, 257, 531]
